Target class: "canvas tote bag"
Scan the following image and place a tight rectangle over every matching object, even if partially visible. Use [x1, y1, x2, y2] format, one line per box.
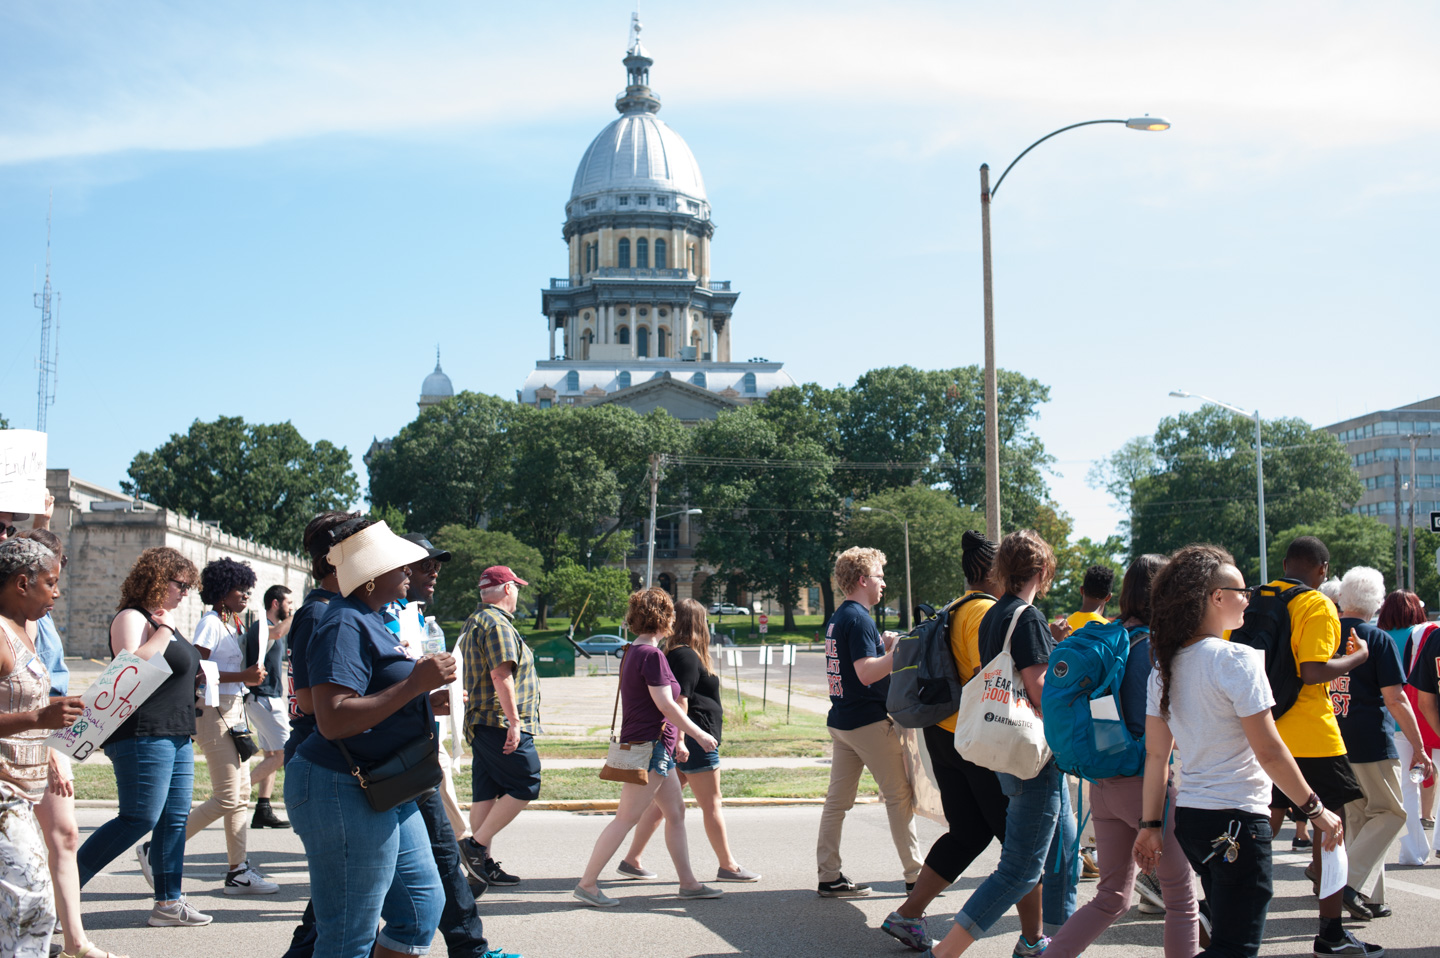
[953, 604, 1052, 780]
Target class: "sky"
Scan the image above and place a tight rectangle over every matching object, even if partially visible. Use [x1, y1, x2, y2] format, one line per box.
[2, 0, 1437, 542]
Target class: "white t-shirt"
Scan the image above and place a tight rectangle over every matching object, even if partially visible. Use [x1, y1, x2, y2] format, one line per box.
[1147, 636, 1275, 815]
[193, 611, 246, 697]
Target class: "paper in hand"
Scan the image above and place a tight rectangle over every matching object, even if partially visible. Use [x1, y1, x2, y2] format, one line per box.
[200, 661, 220, 707]
[1319, 840, 1348, 900]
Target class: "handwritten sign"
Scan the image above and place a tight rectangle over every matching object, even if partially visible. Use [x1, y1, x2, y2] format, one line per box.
[0, 429, 48, 515]
[47, 650, 173, 762]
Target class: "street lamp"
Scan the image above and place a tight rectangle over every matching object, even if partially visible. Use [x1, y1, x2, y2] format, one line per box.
[1170, 390, 1268, 583]
[646, 507, 702, 589]
[859, 506, 912, 630]
[980, 116, 1171, 542]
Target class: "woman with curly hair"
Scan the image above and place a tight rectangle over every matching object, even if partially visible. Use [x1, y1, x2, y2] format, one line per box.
[77, 547, 210, 928]
[619, 597, 759, 884]
[574, 587, 722, 907]
[182, 557, 276, 896]
[1132, 545, 1348, 958]
[0, 538, 86, 958]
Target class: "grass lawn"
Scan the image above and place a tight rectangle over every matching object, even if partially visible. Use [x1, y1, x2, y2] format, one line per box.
[72, 762, 871, 803]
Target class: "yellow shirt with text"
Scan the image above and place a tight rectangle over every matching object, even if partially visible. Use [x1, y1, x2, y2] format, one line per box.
[938, 590, 997, 733]
[1066, 610, 1108, 633]
[1266, 580, 1346, 758]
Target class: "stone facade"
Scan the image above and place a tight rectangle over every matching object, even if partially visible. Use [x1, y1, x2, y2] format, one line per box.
[46, 469, 311, 658]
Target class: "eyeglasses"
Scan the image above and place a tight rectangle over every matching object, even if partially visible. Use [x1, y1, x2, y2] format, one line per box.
[1, 525, 15, 539]
[1216, 586, 1253, 601]
[170, 579, 191, 594]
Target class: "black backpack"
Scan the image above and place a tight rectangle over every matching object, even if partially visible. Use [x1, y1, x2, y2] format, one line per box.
[886, 592, 995, 728]
[1229, 579, 1310, 719]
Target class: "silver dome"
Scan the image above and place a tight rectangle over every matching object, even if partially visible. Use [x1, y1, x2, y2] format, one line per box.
[570, 113, 707, 204]
[420, 355, 453, 400]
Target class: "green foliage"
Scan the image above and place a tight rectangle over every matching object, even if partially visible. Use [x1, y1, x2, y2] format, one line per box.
[123, 416, 359, 552]
[840, 486, 984, 624]
[367, 392, 528, 532]
[367, 503, 407, 534]
[537, 560, 629, 635]
[428, 524, 543, 623]
[1270, 514, 1397, 587]
[1122, 408, 1362, 581]
[1045, 533, 1127, 622]
[1412, 529, 1440, 610]
[0, 413, 9, 429]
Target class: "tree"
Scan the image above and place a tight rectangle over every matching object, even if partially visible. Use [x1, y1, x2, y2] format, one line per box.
[840, 367, 948, 497]
[123, 416, 358, 552]
[1124, 408, 1362, 581]
[1270, 514, 1397, 587]
[840, 486, 984, 626]
[0, 413, 9, 428]
[367, 392, 528, 532]
[688, 406, 839, 630]
[428, 524, 542, 624]
[539, 560, 630, 635]
[1087, 436, 1161, 538]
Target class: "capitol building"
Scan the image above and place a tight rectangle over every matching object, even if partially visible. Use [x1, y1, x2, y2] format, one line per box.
[416, 15, 793, 423]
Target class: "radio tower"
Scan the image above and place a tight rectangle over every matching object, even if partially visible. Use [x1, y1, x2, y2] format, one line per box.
[34, 192, 60, 432]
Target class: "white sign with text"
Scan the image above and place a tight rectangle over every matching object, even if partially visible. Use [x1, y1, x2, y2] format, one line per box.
[0, 429, 48, 515]
[47, 650, 173, 762]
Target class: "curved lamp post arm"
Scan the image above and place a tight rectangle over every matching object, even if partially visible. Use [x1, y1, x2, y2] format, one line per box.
[990, 120, 1128, 198]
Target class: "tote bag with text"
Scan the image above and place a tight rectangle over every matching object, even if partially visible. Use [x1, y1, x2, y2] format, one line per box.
[953, 605, 1052, 780]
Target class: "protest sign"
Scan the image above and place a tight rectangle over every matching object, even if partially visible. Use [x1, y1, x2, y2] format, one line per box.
[47, 650, 173, 761]
[0, 429, 48, 515]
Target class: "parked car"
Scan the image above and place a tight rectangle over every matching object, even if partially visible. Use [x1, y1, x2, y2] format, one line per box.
[574, 634, 630, 658]
[708, 603, 751, 616]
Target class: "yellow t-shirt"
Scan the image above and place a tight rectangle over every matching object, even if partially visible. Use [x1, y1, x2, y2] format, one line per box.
[1266, 580, 1346, 758]
[1066, 610, 1107, 633]
[938, 590, 996, 733]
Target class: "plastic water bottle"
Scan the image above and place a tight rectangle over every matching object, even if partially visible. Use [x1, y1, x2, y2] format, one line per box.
[423, 616, 446, 656]
[1411, 764, 1427, 785]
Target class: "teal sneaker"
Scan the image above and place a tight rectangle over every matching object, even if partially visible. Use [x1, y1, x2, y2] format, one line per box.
[1013, 935, 1051, 957]
[482, 950, 523, 958]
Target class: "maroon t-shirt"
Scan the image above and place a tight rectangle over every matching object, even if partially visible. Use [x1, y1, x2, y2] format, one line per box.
[618, 642, 681, 751]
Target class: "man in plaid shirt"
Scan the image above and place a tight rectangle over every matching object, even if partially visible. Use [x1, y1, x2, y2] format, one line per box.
[457, 565, 542, 891]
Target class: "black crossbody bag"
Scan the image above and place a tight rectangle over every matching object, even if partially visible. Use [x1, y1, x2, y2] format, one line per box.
[336, 729, 443, 812]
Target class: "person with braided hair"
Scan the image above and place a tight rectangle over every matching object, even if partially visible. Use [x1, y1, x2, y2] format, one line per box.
[0, 538, 86, 957]
[1132, 545, 1353, 958]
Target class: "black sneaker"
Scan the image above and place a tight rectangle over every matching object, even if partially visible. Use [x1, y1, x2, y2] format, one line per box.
[458, 838, 489, 884]
[484, 858, 521, 886]
[818, 874, 871, 897]
[1313, 930, 1385, 956]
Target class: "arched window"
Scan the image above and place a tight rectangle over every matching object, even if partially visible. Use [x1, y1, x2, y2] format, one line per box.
[636, 238, 649, 268]
[566, 370, 580, 391]
[654, 238, 667, 269]
[637, 326, 649, 357]
[618, 238, 631, 268]
[618, 371, 632, 388]
[617, 326, 630, 345]
[692, 371, 706, 388]
[742, 371, 757, 394]
[657, 327, 668, 357]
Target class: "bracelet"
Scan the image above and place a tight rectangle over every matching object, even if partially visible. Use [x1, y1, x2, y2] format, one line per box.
[1304, 801, 1327, 821]
[1298, 791, 1322, 818]
[1137, 819, 1163, 830]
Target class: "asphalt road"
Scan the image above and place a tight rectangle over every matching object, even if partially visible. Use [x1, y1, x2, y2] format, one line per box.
[76, 804, 1440, 958]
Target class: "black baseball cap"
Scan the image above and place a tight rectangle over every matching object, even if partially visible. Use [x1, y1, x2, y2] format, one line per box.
[400, 533, 451, 562]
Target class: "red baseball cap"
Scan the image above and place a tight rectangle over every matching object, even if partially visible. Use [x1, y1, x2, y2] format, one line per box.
[479, 566, 529, 589]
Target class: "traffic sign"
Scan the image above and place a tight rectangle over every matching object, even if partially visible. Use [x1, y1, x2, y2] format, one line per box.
[758, 613, 769, 634]
[1431, 511, 1440, 534]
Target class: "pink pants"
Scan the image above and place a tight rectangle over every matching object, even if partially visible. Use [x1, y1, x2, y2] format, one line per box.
[1044, 774, 1199, 958]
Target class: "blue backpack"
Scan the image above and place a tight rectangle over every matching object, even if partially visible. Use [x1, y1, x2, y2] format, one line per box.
[1042, 620, 1147, 781]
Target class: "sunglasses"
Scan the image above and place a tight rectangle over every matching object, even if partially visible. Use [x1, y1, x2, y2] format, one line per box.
[1, 525, 15, 538]
[1216, 586, 1253, 601]
[170, 579, 192, 594]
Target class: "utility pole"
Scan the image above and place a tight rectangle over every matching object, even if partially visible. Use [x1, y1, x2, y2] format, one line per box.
[1406, 434, 1422, 593]
[644, 453, 660, 589]
[1394, 459, 1404, 590]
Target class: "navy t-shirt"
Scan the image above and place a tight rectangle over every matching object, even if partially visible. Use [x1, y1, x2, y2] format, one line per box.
[1118, 628, 1153, 741]
[283, 587, 337, 765]
[826, 600, 889, 730]
[296, 594, 435, 775]
[1335, 618, 1405, 763]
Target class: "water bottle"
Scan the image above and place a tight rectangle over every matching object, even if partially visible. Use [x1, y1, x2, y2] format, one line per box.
[423, 616, 446, 656]
[1411, 764, 1427, 785]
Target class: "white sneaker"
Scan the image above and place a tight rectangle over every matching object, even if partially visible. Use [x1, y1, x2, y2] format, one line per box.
[135, 842, 154, 890]
[224, 861, 279, 895]
[148, 896, 213, 927]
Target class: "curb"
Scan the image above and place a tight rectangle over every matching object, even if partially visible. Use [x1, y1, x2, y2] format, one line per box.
[74, 796, 881, 812]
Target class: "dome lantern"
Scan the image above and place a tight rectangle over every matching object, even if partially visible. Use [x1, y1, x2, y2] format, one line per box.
[616, 12, 661, 115]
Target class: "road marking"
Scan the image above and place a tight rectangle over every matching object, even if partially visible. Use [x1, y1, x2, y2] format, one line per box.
[1386, 876, 1440, 901]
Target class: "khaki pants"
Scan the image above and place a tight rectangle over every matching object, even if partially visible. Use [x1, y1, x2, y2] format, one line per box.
[1345, 758, 1406, 902]
[437, 745, 469, 839]
[817, 718, 922, 883]
[187, 694, 252, 868]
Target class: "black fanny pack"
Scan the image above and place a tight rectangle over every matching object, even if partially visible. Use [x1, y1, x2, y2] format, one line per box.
[336, 731, 442, 812]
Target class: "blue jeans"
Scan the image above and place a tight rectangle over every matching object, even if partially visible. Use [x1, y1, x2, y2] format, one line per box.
[77, 735, 193, 902]
[1045, 777, 1079, 934]
[955, 758, 1067, 939]
[286, 755, 443, 958]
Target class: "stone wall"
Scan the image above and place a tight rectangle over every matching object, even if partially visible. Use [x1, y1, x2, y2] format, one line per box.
[46, 469, 311, 658]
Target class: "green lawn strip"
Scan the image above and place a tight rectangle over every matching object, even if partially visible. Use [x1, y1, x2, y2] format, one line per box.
[72, 763, 872, 803]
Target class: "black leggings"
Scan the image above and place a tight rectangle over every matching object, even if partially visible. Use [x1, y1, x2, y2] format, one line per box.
[922, 723, 1009, 882]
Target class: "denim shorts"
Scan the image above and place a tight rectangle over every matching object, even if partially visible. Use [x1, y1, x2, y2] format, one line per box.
[648, 739, 675, 777]
[676, 746, 720, 773]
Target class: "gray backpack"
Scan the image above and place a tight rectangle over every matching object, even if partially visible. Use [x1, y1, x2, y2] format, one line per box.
[886, 593, 995, 728]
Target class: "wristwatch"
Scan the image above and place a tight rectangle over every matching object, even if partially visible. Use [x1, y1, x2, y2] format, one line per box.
[1137, 819, 1163, 830]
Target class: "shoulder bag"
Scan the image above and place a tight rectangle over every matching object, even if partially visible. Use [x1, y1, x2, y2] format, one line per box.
[953, 605, 1053, 780]
[598, 655, 654, 786]
[337, 729, 443, 812]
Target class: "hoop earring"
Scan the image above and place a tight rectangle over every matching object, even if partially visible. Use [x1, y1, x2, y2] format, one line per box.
[365, 579, 375, 595]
